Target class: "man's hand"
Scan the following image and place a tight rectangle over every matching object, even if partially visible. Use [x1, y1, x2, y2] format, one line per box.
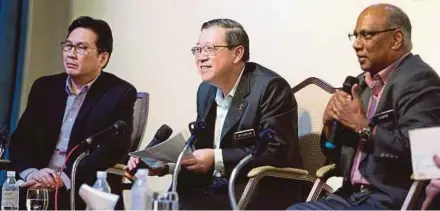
[124, 157, 139, 171]
[330, 84, 369, 132]
[124, 157, 168, 177]
[422, 154, 440, 210]
[181, 149, 214, 173]
[26, 168, 62, 189]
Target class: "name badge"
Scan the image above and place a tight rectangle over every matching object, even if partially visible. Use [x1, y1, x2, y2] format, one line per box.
[371, 109, 395, 125]
[233, 129, 255, 141]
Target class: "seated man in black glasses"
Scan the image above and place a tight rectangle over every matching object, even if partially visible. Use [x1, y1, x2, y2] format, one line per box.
[288, 3, 440, 210]
[10, 16, 136, 210]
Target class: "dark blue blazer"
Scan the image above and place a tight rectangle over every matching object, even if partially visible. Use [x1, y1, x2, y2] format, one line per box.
[10, 71, 136, 207]
[178, 62, 303, 190]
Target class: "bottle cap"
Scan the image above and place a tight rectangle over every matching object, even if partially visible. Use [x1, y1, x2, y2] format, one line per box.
[136, 169, 149, 176]
[96, 171, 107, 178]
[7, 171, 15, 177]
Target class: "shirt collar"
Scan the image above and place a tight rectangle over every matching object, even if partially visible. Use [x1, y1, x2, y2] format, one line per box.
[65, 72, 101, 95]
[365, 52, 411, 88]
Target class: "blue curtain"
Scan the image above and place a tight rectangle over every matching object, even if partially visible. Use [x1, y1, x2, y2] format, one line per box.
[0, 0, 29, 181]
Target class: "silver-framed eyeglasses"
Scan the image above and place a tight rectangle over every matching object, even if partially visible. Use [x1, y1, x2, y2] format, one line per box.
[191, 44, 238, 57]
[348, 28, 396, 41]
[61, 41, 98, 55]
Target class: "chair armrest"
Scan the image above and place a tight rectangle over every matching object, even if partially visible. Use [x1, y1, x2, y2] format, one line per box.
[106, 164, 136, 181]
[410, 173, 431, 181]
[106, 164, 126, 176]
[248, 166, 308, 178]
[246, 166, 312, 183]
[238, 166, 312, 209]
[316, 164, 337, 180]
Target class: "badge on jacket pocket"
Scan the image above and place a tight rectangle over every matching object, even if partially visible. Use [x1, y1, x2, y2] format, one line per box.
[233, 129, 256, 141]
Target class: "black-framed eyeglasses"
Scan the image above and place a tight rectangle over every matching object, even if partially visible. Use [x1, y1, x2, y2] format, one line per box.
[348, 28, 396, 41]
[191, 44, 238, 56]
[61, 41, 98, 55]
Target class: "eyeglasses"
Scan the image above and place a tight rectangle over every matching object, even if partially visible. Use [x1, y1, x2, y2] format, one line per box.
[348, 28, 396, 41]
[61, 41, 98, 55]
[190, 44, 238, 56]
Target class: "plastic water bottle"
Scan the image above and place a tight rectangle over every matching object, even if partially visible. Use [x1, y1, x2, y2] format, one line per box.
[86, 171, 111, 210]
[131, 169, 152, 210]
[91, 171, 111, 193]
[1, 171, 19, 210]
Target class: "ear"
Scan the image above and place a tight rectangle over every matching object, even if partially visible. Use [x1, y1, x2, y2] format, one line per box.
[391, 29, 404, 50]
[98, 52, 110, 69]
[233, 46, 245, 64]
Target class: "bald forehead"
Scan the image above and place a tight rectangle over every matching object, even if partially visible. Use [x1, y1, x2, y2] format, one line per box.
[356, 5, 390, 29]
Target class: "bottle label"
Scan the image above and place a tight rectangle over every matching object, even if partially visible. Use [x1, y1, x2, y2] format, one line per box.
[1, 190, 19, 207]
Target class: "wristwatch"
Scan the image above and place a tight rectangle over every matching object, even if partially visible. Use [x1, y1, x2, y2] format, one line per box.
[358, 124, 374, 141]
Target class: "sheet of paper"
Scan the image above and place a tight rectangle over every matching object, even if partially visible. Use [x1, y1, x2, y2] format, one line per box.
[79, 184, 119, 210]
[129, 129, 194, 163]
[409, 126, 440, 180]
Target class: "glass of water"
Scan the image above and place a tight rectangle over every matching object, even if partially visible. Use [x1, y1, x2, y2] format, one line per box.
[153, 191, 179, 210]
[26, 188, 48, 211]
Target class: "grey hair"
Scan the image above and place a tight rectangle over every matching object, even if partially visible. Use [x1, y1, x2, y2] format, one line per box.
[383, 4, 413, 50]
[201, 18, 250, 61]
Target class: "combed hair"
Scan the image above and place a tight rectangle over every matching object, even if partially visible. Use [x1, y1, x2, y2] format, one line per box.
[67, 16, 113, 68]
[201, 18, 250, 61]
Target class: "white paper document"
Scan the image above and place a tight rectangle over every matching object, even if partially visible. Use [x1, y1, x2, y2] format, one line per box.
[409, 126, 440, 180]
[79, 184, 119, 210]
[129, 129, 194, 164]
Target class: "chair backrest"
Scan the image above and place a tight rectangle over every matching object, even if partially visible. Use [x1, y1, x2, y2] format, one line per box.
[130, 92, 149, 152]
[292, 77, 335, 174]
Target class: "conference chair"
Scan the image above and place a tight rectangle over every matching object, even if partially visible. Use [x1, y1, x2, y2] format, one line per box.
[107, 92, 149, 175]
[106, 92, 149, 208]
[309, 163, 431, 210]
[237, 77, 336, 209]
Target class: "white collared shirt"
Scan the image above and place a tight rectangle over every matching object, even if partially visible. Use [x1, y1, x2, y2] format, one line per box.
[213, 67, 245, 177]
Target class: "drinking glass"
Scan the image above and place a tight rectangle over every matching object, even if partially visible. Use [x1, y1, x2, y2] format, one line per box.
[153, 191, 179, 210]
[26, 188, 49, 211]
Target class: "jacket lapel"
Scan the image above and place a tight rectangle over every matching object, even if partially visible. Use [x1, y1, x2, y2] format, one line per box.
[358, 76, 371, 112]
[70, 73, 107, 141]
[201, 88, 216, 121]
[220, 68, 251, 143]
[357, 76, 372, 163]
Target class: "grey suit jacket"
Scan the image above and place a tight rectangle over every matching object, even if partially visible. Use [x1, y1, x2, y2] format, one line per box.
[322, 54, 440, 209]
[177, 62, 303, 191]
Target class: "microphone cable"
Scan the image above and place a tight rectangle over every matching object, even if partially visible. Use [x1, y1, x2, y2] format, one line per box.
[54, 144, 80, 211]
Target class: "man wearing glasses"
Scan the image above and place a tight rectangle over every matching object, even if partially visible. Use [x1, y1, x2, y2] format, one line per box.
[288, 3, 440, 210]
[181, 18, 304, 210]
[10, 16, 136, 209]
[126, 18, 302, 209]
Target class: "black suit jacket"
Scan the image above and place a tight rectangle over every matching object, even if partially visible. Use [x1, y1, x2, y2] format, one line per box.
[322, 54, 440, 209]
[178, 62, 303, 191]
[10, 72, 137, 208]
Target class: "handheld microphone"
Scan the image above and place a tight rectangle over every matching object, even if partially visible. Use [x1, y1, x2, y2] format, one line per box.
[126, 124, 173, 177]
[325, 76, 359, 149]
[171, 120, 206, 192]
[82, 120, 128, 148]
